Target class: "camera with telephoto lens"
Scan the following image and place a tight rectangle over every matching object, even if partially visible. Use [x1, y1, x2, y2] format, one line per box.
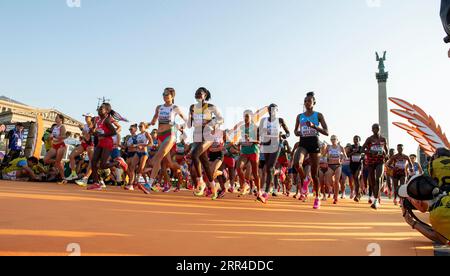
[441, 0, 450, 43]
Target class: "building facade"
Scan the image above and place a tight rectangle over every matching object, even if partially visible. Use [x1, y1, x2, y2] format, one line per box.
[0, 96, 83, 137]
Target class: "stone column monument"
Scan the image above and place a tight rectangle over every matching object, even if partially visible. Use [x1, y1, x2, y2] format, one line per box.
[376, 51, 389, 143]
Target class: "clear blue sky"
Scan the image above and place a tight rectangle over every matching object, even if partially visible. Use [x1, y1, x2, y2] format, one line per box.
[1, 0, 449, 155]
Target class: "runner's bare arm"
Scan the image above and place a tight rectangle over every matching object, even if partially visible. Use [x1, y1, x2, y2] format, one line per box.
[294, 116, 301, 137]
[387, 156, 394, 167]
[145, 132, 153, 148]
[418, 163, 424, 174]
[150, 106, 160, 126]
[112, 120, 122, 134]
[341, 146, 348, 159]
[383, 138, 389, 156]
[187, 105, 194, 128]
[317, 113, 329, 136]
[59, 126, 67, 143]
[211, 104, 224, 126]
[280, 118, 290, 137]
[406, 156, 414, 170]
[285, 141, 292, 154]
[362, 138, 370, 152]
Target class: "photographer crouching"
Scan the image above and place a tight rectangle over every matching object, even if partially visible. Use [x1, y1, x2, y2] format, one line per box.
[398, 148, 450, 246]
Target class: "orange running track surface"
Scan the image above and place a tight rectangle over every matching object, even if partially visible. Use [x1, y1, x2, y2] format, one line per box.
[0, 181, 433, 256]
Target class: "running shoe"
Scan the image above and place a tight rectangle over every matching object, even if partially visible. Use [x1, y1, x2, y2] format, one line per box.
[124, 184, 134, 191]
[218, 189, 226, 199]
[116, 157, 128, 172]
[393, 198, 399, 206]
[57, 180, 68, 185]
[341, 193, 346, 199]
[313, 197, 321, 209]
[262, 192, 269, 200]
[299, 194, 306, 201]
[137, 183, 150, 194]
[75, 178, 88, 187]
[205, 188, 213, 197]
[100, 181, 106, 189]
[151, 184, 160, 192]
[163, 185, 171, 193]
[272, 192, 278, 197]
[173, 187, 180, 193]
[354, 196, 360, 203]
[87, 183, 102, 191]
[228, 187, 235, 194]
[65, 173, 78, 181]
[211, 192, 219, 201]
[349, 191, 355, 199]
[239, 185, 250, 197]
[333, 198, 338, 205]
[371, 200, 379, 210]
[187, 184, 194, 191]
[301, 178, 310, 194]
[143, 183, 151, 192]
[368, 197, 374, 204]
[257, 195, 267, 204]
[293, 193, 299, 199]
[194, 183, 207, 197]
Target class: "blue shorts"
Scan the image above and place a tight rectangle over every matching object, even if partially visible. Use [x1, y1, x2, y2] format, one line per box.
[342, 165, 352, 177]
[111, 148, 121, 159]
[137, 152, 149, 159]
[127, 152, 138, 159]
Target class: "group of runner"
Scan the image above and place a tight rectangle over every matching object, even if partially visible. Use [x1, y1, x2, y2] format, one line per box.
[3, 89, 424, 210]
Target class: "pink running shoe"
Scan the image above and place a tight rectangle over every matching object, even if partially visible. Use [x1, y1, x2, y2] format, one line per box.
[87, 183, 102, 191]
[313, 198, 321, 209]
[301, 178, 310, 194]
[163, 185, 171, 193]
[116, 157, 128, 172]
[204, 188, 212, 197]
[257, 195, 267, 204]
[218, 189, 226, 199]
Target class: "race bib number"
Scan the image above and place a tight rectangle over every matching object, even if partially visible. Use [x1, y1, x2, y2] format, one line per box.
[193, 113, 204, 125]
[351, 154, 361, 162]
[370, 145, 383, 155]
[300, 126, 317, 137]
[395, 161, 406, 169]
[16, 138, 22, 147]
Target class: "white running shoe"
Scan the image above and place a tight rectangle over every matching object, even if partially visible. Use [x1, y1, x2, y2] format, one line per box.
[65, 173, 79, 181]
[75, 178, 88, 187]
